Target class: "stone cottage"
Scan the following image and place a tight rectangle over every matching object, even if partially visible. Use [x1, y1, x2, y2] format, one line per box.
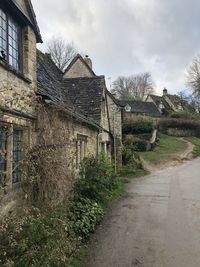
[146, 88, 194, 115]
[63, 54, 122, 168]
[119, 100, 161, 121]
[0, 0, 42, 216]
[0, 0, 122, 215]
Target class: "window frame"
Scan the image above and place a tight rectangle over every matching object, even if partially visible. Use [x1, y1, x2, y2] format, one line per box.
[0, 7, 22, 72]
[0, 126, 8, 187]
[12, 129, 23, 184]
[0, 125, 24, 187]
[75, 134, 88, 169]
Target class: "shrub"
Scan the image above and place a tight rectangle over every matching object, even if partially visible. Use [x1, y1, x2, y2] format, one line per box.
[170, 110, 200, 120]
[0, 154, 119, 267]
[122, 147, 143, 169]
[70, 198, 103, 237]
[123, 116, 154, 134]
[124, 134, 152, 145]
[132, 140, 149, 152]
[158, 118, 200, 137]
[74, 154, 117, 205]
[0, 208, 78, 267]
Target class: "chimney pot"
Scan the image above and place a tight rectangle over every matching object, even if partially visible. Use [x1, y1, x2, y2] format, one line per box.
[84, 55, 92, 69]
[163, 88, 168, 96]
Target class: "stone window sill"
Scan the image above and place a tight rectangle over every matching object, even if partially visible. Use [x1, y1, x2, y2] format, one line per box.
[0, 60, 32, 84]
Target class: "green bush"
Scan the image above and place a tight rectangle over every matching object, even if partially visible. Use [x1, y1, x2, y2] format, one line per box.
[0, 208, 78, 267]
[158, 118, 200, 137]
[132, 140, 148, 152]
[70, 154, 119, 237]
[170, 110, 200, 120]
[70, 198, 103, 237]
[74, 154, 117, 205]
[0, 154, 119, 267]
[123, 116, 154, 134]
[122, 147, 143, 169]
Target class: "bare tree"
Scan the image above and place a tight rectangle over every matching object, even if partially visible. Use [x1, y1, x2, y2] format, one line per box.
[178, 89, 200, 112]
[46, 37, 78, 72]
[186, 55, 200, 97]
[111, 72, 154, 100]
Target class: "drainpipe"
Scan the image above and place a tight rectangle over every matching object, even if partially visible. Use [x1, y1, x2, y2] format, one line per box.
[113, 112, 117, 174]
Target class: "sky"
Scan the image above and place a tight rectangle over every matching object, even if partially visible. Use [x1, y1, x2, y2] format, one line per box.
[32, 0, 200, 95]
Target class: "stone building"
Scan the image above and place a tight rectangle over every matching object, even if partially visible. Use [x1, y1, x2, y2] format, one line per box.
[63, 54, 122, 168]
[119, 100, 161, 120]
[0, 0, 122, 215]
[0, 0, 42, 216]
[146, 88, 194, 115]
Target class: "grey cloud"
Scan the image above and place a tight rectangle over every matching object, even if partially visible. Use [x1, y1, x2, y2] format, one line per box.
[32, 0, 200, 94]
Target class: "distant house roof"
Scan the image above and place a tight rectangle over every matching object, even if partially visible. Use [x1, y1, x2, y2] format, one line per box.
[120, 100, 161, 117]
[148, 95, 173, 113]
[6, 0, 42, 43]
[62, 76, 105, 123]
[165, 94, 194, 111]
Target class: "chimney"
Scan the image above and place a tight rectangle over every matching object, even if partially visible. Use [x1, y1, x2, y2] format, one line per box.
[84, 55, 92, 69]
[163, 88, 168, 96]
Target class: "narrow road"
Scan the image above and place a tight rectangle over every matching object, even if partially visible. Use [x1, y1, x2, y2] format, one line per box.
[85, 158, 200, 267]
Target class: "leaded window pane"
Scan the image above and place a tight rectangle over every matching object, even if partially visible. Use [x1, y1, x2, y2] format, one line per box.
[12, 130, 22, 184]
[0, 8, 7, 55]
[0, 8, 20, 71]
[0, 128, 7, 185]
[8, 17, 19, 70]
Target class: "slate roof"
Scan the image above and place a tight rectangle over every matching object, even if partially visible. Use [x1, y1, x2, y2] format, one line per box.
[36, 50, 104, 129]
[37, 50, 66, 104]
[120, 100, 161, 117]
[37, 51, 121, 126]
[166, 94, 194, 111]
[62, 76, 105, 123]
[148, 95, 173, 113]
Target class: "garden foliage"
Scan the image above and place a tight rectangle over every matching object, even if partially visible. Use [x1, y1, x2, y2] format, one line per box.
[123, 116, 154, 134]
[158, 118, 200, 137]
[0, 154, 119, 267]
[170, 110, 200, 120]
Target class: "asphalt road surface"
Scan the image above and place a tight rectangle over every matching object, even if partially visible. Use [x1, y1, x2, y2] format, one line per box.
[85, 158, 200, 267]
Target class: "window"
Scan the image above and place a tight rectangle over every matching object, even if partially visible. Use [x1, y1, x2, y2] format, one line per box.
[12, 130, 22, 183]
[0, 8, 20, 71]
[125, 104, 131, 112]
[0, 128, 7, 185]
[75, 134, 87, 169]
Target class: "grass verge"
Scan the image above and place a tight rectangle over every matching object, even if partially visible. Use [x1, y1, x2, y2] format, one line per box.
[139, 134, 187, 164]
[186, 137, 200, 158]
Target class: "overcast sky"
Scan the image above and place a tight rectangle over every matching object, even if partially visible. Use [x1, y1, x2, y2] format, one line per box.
[32, 0, 200, 95]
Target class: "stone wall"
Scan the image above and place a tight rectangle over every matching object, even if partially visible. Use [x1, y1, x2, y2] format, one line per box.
[29, 105, 98, 206]
[64, 58, 94, 78]
[0, 25, 37, 115]
[106, 94, 122, 166]
[0, 104, 99, 218]
[0, 1, 38, 218]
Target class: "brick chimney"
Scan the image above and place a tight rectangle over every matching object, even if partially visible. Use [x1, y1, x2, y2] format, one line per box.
[84, 55, 92, 69]
[163, 88, 168, 96]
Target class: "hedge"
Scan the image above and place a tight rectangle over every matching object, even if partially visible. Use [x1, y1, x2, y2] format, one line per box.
[158, 118, 200, 137]
[123, 116, 154, 134]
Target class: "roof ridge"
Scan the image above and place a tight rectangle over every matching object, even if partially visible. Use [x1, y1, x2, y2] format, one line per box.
[63, 53, 96, 76]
